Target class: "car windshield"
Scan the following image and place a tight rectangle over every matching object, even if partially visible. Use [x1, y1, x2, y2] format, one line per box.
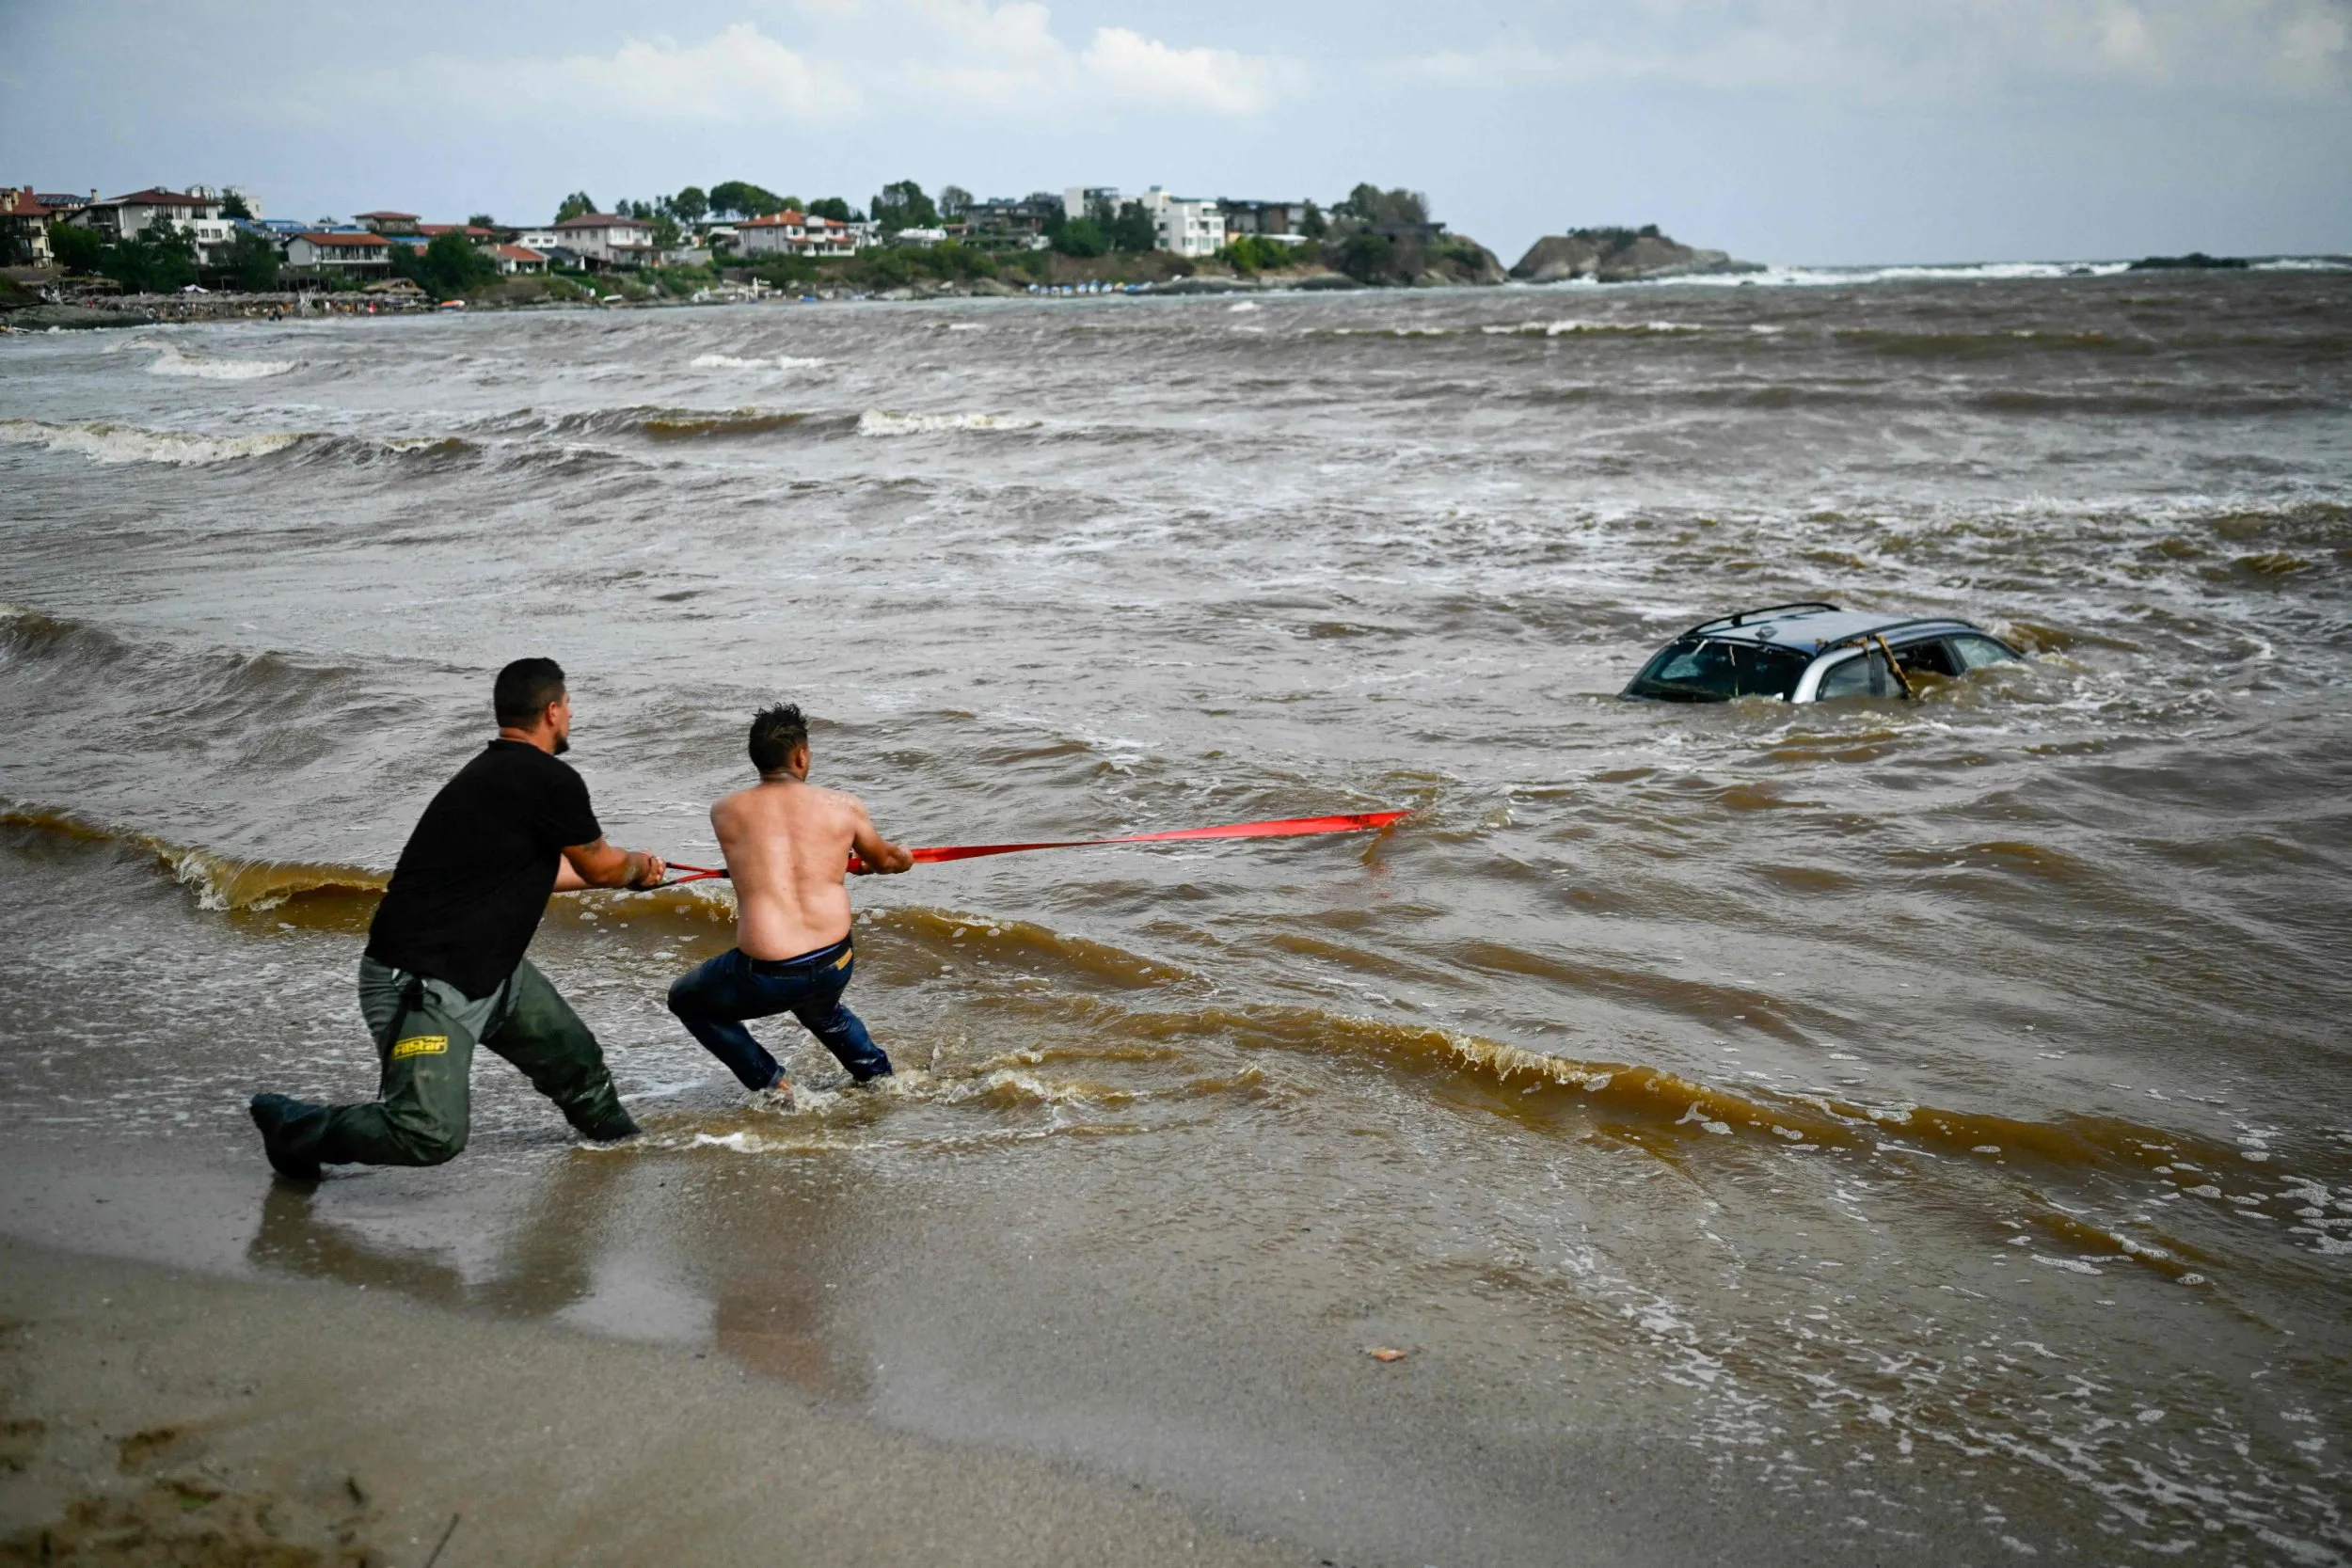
[1626, 637, 1810, 702]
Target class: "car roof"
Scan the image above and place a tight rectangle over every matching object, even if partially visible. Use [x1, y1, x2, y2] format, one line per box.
[1676, 602, 1992, 656]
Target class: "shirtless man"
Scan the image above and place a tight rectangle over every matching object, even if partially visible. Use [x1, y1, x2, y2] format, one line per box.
[665, 703, 914, 1101]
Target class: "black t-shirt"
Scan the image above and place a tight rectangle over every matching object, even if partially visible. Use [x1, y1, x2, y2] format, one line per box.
[365, 740, 603, 998]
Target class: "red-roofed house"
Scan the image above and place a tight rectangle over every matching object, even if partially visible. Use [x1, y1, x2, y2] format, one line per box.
[736, 210, 857, 259]
[483, 243, 547, 276]
[73, 188, 224, 242]
[2, 187, 57, 265]
[543, 213, 658, 268]
[283, 230, 392, 279]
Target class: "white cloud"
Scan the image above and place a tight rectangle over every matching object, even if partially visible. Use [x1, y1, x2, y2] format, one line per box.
[396, 23, 860, 122]
[899, 0, 1073, 104]
[898, 0, 1296, 115]
[1406, 0, 2351, 99]
[379, 4, 1290, 125]
[1080, 27, 1287, 114]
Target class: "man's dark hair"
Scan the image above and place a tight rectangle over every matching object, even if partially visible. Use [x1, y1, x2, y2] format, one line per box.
[749, 703, 810, 775]
[494, 657, 567, 727]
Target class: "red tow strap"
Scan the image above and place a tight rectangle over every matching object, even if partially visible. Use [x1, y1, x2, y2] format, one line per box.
[664, 809, 1408, 883]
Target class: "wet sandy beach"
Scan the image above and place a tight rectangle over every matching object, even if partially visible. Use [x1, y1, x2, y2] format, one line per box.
[0, 1235, 1303, 1567]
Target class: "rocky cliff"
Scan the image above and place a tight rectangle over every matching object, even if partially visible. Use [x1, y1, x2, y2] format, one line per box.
[1421, 239, 1508, 287]
[1511, 229, 1760, 284]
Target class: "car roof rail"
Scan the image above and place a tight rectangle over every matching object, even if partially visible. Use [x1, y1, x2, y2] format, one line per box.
[1817, 618, 1969, 649]
[1680, 601, 1841, 638]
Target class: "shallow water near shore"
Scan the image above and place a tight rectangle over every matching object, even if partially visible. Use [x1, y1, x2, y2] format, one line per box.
[3, 273, 2349, 1564]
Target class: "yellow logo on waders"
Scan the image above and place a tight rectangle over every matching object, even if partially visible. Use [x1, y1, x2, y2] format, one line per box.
[391, 1035, 450, 1060]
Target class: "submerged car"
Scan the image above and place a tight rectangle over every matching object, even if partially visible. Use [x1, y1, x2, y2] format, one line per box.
[1623, 602, 2024, 704]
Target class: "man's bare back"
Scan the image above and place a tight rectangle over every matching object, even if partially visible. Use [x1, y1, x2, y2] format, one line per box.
[713, 758, 910, 961]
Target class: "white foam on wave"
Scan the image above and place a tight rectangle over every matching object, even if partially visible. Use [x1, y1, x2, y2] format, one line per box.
[0, 418, 304, 467]
[1657, 260, 2142, 289]
[1482, 320, 1706, 336]
[145, 342, 296, 380]
[856, 409, 1040, 436]
[690, 353, 831, 371]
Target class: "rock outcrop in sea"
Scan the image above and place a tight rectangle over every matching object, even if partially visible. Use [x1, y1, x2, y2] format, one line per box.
[2127, 253, 2249, 270]
[1511, 228, 1760, 283]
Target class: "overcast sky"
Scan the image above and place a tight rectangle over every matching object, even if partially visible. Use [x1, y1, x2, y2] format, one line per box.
[3, 0, 2345, 263]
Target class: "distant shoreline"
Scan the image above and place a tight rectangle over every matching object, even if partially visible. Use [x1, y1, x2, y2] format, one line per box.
[5, 253, 2346, 332]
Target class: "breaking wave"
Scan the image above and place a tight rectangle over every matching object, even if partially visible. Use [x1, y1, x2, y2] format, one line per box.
[0, 418, 306, 467]
[856, 409, 1041, 436]
[0, 803, 387, 914]
[640, 408, 812, 439]
[1483, 319, 1708, 337]
[689, 353, 832, 371]
[143, 342, 297, 380]
[476, 404, 837, 443]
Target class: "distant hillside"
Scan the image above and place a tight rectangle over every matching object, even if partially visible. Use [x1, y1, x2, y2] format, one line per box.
[1512, 227, 1760, 283]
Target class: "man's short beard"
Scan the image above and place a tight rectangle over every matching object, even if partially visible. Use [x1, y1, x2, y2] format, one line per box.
[553, 735, 570, 755]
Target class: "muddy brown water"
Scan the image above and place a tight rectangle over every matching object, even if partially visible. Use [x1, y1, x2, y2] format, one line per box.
[3, 270, 2348, 1565]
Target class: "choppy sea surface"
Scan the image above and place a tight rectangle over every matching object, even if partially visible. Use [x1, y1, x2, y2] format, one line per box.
[3, 267, 2349, 1565]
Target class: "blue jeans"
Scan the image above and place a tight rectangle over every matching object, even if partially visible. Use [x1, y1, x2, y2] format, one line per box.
[666, 937, 892, 1089]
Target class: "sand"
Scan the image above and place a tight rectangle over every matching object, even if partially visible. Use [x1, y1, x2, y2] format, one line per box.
[0, 1237, 1298, 1567]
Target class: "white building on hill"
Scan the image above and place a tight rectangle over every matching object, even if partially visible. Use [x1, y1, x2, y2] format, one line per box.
[545, 213, 659, 268]
[1141, 187, 1222, 258]
[735, 211, 858, 258]
[72, 188, 222, 242]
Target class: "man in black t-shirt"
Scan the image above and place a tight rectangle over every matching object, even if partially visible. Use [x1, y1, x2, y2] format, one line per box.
[247, 658, 668, 1180]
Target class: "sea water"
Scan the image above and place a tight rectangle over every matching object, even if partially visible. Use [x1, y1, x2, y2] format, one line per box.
[2, 270, 2348, 1564]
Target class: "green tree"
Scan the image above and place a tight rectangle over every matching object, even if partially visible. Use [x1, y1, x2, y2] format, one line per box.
[1218, 234, 1297, 275]
[1299, 200, 1327, 240]
[939, 184, 973, 221]
[1051, 216, 1106, 257]
[1108, 199, 1154, 253]
[871, 180, 938, 231]
[554, 191, 597, 223]
[411, 230, 495, 297]
[708, 181, 785, 218]
[387, 241, 428, 290]
[861, 248, 913, 286]
[1336, 185, 1428, 227]
[672, 186, 709, 224]
[467, 213, 497, 230]
[807, 197, 852, 223]
[650, 214, 683, 249]
[1335, 231, 1394, 283]
[220, 228, 281, 291]
[103, 220, 199, 293]
[50, 222, 104, 275]
[218, 190, 253, 220]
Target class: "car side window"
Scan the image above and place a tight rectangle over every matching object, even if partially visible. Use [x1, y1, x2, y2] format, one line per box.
[1814, 650, 1887, 700]
[1949, 634, 2019, 672]
[1892, 639, 1961, 678]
